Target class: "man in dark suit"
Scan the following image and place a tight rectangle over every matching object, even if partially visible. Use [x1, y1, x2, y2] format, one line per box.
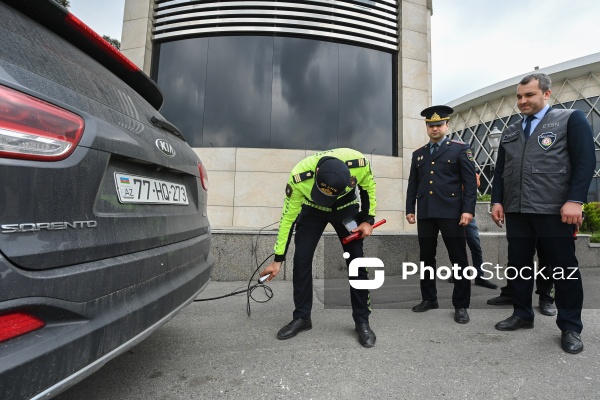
[491, 73, 595, 354]
[406, 105, 477, 324]
[487, 241, 555, 316]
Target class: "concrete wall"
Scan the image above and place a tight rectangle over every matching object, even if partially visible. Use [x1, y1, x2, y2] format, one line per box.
[398, 0, 432, 236]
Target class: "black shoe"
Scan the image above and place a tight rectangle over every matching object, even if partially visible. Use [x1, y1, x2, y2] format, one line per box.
[277, 318, 312, 340]
[475, 278, 498, 290]
[355, 323, 376, 348]
[539, 301, 557, 316]
[561, 330, 583, 354]
[487, 295, 513, 306]
[412, 300, 439, 312]
[454, 308, 470, 324]
[495, 315, 534, 331]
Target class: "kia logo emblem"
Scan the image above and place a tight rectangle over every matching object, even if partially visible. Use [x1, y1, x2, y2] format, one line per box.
[155, 139, 175, 157]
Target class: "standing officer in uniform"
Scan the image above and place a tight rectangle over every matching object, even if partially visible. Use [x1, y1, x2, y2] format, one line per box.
[406, 105, 477, 324]
[491, 73, 595, 354]
[260, 148, 377, 348]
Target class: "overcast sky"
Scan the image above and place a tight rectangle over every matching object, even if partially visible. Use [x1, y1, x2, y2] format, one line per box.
[69, 0, 125, 41]
[69, 0, 600, 104]
[431, 0, 600, 104]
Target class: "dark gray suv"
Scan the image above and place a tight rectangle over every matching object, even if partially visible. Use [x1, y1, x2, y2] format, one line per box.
[0, 0, 214, 398]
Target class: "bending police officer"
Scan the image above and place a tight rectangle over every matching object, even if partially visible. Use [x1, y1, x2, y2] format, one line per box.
[260, 148, 378, 348]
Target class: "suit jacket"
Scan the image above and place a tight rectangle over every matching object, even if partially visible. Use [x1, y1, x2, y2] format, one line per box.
[406, 137, 477, 219]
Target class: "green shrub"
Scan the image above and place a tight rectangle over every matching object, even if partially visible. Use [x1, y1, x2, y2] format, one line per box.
[582, 202, 600, 233]
[590, 232, 600, 244]
[477, 194, 491, 202]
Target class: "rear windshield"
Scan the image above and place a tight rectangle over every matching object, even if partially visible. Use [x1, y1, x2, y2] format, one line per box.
[0, 2, 159, 130]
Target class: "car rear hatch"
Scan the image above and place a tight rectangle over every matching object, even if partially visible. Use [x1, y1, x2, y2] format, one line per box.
[0, 0, 210, 272]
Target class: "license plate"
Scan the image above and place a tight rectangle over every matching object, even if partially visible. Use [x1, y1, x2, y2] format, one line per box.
[114, 172, 189, 205]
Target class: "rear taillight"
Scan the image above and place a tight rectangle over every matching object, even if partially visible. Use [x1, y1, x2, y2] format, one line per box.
[0, 312, 45, 343]
[198, 161, 209, 191]
[0, 85, 84, 161]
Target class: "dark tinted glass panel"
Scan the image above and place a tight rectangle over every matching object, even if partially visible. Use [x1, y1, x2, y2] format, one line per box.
[562, 101, 574, 109]
[338, 44, 393, 156]
[574, 98, 592, 115]
[592, 109, 600, 150]
[587, 97, 600, 146]
[203, 36, 273, 147]
[497, 116, 510, 131]
[156, 38, 208, 147]
[271, 37, 338, 150]
[154, 35, 394, 155]
[461, 127, 473, 144]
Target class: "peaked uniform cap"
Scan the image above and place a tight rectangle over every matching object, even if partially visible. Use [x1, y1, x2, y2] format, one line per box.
[421, 105, 454, 126]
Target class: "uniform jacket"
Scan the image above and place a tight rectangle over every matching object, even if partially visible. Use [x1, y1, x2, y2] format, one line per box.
[491, 108, 596, 214]
[274, 148, 377, 260]
[406, 137, 477, 219]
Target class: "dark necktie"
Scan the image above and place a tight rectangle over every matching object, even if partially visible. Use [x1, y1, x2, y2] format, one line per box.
[524, 115, 535, 139]
[430, 143, 439, 155]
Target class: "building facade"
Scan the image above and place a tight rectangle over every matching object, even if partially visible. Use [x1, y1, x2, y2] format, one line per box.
[447, 53, 600, 202]
[121, 0, 434, 231]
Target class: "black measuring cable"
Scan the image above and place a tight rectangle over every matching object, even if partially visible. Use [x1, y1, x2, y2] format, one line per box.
[193, 253, 274, 314]
[193, 221, 281, 316]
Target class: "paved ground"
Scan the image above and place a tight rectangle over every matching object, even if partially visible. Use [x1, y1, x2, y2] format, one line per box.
[55, 270, 600, 400]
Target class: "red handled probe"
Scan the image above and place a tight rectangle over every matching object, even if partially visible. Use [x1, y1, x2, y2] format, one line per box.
[342, 219, 386, 244]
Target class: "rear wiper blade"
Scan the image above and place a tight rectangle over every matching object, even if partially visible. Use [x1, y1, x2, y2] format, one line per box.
[150, 116, 185, 141]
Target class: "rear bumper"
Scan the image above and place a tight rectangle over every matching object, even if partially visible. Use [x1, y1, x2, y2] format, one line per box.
[0, 234, 214, 400]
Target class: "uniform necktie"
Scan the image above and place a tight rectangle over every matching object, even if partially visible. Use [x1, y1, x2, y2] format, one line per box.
[524, 115, 535, 139]
[430, 143, 439, 155]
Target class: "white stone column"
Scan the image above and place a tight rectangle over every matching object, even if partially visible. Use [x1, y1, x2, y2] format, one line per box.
[397, 0, 433, 231]
[121, 0, 154, 75]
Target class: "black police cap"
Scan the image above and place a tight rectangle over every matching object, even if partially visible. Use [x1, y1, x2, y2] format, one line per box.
[421, 105, 454, 126]
[311, 157, 351, 207]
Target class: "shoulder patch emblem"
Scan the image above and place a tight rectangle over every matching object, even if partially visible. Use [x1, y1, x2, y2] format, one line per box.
[285, 183, 293, 198]
[466, 149, 474, 161]
[350, 176, 357, 188]
[346, 158, 367, 168]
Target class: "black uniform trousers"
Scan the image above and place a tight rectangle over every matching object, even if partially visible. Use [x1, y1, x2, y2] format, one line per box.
[417, 218, 471, 308]
[292, 204, 371, 324]
[505, 213, 583, 333]
[499, 240, 554, 304]
[499, 277, 554, 304]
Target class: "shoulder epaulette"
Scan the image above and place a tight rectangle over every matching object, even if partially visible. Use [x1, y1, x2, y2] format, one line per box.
[345, 158, 367, 168]
[450, 139, 465, 144]
[292, 170, 314, 183]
